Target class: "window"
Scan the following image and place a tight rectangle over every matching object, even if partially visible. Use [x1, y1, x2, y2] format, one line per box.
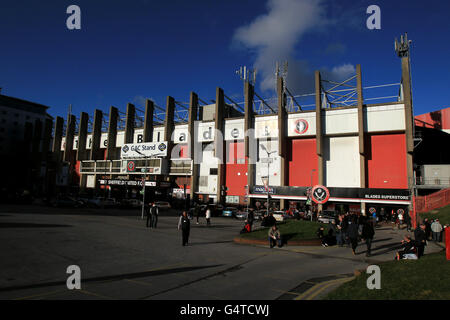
[210, 168, 218, 175]
[199, 176, 208, 187]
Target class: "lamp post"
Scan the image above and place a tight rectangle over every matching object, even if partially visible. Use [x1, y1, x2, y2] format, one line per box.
[310, 169, 316, 188]
[136, 150, 165, 220]
[261, 144, 277, 216]
[309, 169, 316, 221]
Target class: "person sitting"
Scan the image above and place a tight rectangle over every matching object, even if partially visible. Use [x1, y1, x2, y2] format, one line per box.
[395, 235, 418, 260]
[240, 220, 252, 234]
[261, 212, 276, 227]
[268, 225, 282, 248]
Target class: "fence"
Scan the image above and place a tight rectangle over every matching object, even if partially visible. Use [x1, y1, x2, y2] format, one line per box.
[415, 188, 450, 213]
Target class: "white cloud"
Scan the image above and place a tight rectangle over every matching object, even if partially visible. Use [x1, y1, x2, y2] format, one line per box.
[232, 0, 355, 95]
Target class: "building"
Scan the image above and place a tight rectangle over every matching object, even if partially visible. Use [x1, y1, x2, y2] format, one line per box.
[57, 39, 419, 220]
[413, 107, 450, 193]
[0, 93, 53, 200]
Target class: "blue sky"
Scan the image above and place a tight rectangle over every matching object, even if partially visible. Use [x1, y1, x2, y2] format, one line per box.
[0, 0, 449, 119]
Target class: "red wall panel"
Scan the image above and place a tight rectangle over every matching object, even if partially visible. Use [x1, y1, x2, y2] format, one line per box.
[288, 138, 318, 187]
[225, 141, 247, 196]
[366, 133, 407, 189]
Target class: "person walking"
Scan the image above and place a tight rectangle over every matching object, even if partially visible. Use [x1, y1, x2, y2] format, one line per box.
[336, 215, 344, 247]
[146, 202, 153, 228]
[347, 217, 359, 255]
[205, 206, 211, 227]
[404, 211, 412, 232]
[414, 223, 427, 258]
[151, 202, 159, 228]
[424, 218, 432, 240]
[397, 211, 404, 229]
[431, 219, 443, 242]
[195, 204, 201, 225]
[361, 219, 375, 257]
[178, 211, 191, 246]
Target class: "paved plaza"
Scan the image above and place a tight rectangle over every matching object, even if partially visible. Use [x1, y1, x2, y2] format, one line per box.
[0, 205, 443, 300]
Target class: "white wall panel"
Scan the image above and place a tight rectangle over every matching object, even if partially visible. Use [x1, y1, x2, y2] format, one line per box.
[255, 116, 278, 138]
[173, 124, 188, 143]
[198, 146, 219, 194]
[288, 112, 316, 137]
[224, 119, 245, 140]
[255, 139, 281, 186]
[196, 122, 215, 142]
[152, 127, 164, 142]
[324, 136, 360, 187]
[365, 104, 405, 132]
[324, 108, 358, 135]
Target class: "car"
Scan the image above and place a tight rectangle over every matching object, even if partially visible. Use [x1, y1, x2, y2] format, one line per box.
[272, 211, 285, 222]
[52, 196, 84, 208]
[119, 198, 142, 209]
[234, 210, 248, 220]
[253, 210, 266, 220]
[87, 197, 104, 208]
[318, 210, 338, 224]
[222, 207, 238, 217]
[103, 198, 118, 208]
[154, 201, 171, 210]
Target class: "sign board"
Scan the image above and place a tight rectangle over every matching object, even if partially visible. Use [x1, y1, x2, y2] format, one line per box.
[226, 196, 240, 204]
[127, 161, 136, 172]
[99, 179, 156, 187]
[120, 141, 168, 159]
[311, 185, 330, 204]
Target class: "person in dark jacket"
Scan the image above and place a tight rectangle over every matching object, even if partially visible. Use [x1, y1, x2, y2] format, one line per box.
[146, 202, 153, 228]
[404, 212, 412, 232]
[247, 209, 254, 227]
[336, 215, 344, 247]
[261, 213, 276, 227]
[342, 213, 350, 247]
[424, 218, 432, 240]
[347, 217, 359, 255]
[361, 220, 375, 257]
[178, 211, 191, 246]
[414, 224, 427, 258]
[150, 203, 159, 228]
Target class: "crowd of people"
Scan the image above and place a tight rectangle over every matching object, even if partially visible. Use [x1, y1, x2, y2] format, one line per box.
[316, 213, 376, 257]
[143, 201, 446, 254]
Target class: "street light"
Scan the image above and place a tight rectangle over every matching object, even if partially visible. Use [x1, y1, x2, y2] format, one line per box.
[260, 144, 277, 216]
[310, 169, 316, 188]
[309, 169, 316, 221]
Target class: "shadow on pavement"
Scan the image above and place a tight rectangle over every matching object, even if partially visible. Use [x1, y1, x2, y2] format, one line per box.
[0, 222, 72, 228]
[0, 264, 224, 293]
[188, 240, 233, 246]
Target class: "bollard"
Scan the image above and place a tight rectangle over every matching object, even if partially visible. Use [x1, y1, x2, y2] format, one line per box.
[446, 227, 450, 261]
